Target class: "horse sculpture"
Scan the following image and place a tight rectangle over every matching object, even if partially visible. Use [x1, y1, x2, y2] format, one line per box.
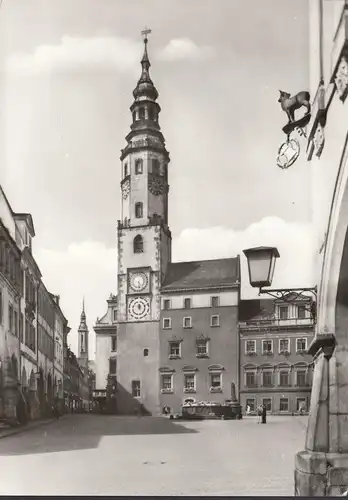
[278, 90, 311, 124]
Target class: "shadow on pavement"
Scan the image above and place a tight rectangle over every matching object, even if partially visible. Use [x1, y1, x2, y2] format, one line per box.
[0, 414, 197, 456]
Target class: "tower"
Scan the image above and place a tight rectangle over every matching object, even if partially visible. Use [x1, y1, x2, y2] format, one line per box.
[116, 30, 171, 415]
[78, 298, 89, 369]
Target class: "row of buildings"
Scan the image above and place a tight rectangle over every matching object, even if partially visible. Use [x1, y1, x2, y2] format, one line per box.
[92, 34, 315, 417]
[0, 184, 94, 425]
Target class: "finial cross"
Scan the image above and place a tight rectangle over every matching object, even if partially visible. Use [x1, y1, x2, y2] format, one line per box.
[141, 26, 152, 41]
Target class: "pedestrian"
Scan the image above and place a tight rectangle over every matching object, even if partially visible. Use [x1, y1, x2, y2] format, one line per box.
[257, 404, 263, 424]
[246, 405, 251, 416]
[261, 404, 267, 424]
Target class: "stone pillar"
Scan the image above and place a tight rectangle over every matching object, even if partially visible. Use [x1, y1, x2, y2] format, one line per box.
[295, 335, 348, 496]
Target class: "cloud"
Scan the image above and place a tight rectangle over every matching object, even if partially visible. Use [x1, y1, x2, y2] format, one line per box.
[34, 217, 315, 360]
[157, 38, 214, 62]
[6, 35, 142, 75]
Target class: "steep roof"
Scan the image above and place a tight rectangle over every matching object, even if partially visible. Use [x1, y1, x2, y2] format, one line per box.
[161, 257, 240, 292]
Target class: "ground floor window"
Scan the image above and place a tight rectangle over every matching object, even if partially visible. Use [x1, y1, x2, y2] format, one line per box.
[279, 398, 289, 412]
[131, 380, 140, 397]
[246, 398, 256, 412]
[262, 398, 272, 412]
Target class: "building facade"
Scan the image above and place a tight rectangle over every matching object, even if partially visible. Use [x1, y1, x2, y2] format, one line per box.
[93, 294, 117, 411]
[295, 1, 348, 495]
[239, 295, 315, 415]
[0, 184, 71, 424]
[159, 259, 240, 415]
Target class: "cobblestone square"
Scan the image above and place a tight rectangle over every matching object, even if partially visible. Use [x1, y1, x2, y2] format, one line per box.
[0, 414, 307, 496]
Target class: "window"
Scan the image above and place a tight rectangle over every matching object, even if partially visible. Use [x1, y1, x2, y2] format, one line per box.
[163, 299, 170, 310]
[135, 159, 143, 174]
[296, 338, 307, 352]
[184, 298, 191, 309]
[279, 338, 289, 353]
[211, 315, 220, 327]
[245, 340, 256, 354]
[262, 371, 273, 387]
[196, 339, 208, 357]
[135, 202, 143, 218]
[183, 317, 192, 328]
[279, 306, 288, 320]
[280, 398, 289, 412]
[246, 398, 256, 412]
[14, 310, 18, 337]
[184, 374, 195, 391]
[211, 296, 219, 308]
[111, 337, 117, 352]
[132, 380, 140, 397]
[262, 340, 273, 354]
[161, 374, 172, 391]
[143, 348, 149, 357]
[109, 358, 116, 375]
[296, 370, 307, 387]
[139, 107, 145, 119]
[297, 305, 306, 319]
[163, 318, 171, 329]
[246, 371, 256, 387]
[169, 342, 180, 358]
[113, 309, 117, 322]
[210, 373, 221, 389]
[263, 398, 272, 412]
[133, 235, 144, 253]
[132, 111, 136, 122]
[279, 371, 290, 386]
[8, 304, 13, 333]
[152, 159, 160, 175]
[124, 163, 128, 177]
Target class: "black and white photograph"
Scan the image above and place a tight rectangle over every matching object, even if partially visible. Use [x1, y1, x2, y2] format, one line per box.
[0, 0, 346, 496]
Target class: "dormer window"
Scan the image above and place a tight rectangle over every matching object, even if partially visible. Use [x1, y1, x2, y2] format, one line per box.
[135, 159, 143, 175]
[135, 203, 143, 218]
[279, 306, 288, 320]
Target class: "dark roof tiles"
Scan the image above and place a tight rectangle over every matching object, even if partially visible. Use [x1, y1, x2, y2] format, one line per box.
[161, 257, 240, 291]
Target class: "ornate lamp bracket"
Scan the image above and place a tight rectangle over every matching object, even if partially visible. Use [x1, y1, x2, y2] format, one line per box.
[258, 286, 317, 322]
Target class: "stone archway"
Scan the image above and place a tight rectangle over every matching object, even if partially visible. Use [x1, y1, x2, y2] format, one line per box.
[295, 134, 348, 495]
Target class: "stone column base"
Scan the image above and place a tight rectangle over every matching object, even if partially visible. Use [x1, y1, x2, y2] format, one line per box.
[295, 450, 348, 496]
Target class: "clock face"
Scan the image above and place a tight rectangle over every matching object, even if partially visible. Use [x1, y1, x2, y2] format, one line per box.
[122, 180, 130, 199]
[128, 296, 150, 320]
[149, 177, 165, 196]
[129, 272, 148, 292]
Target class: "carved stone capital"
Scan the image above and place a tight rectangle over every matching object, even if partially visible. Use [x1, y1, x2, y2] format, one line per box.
[335, 56, 348, 102]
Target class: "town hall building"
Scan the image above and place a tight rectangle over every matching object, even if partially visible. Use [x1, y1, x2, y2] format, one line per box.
[94, 32, 241, 415]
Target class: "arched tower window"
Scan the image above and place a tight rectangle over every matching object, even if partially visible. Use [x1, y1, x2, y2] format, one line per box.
[124, 163, 128, 177]
[132, 111, 136, 122]
[135, 202, 143, 218]
[133, 235, 144, 253]
[135, 159, 143, 174]
[148, 106, 154, 121]
[139, 107, 145, 120]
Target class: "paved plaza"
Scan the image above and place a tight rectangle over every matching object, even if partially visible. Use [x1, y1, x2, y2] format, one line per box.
[0, 414, 307, 496]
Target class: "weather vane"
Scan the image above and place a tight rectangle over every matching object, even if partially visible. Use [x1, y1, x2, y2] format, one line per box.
[276, 90, 311, 169]
[141, 26, 152, 42]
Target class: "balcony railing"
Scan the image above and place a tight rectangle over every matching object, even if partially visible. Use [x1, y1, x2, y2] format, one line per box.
[240, 316, 313, 330]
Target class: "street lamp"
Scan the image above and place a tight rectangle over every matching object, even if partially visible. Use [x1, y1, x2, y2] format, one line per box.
[243, 246, 317, 321]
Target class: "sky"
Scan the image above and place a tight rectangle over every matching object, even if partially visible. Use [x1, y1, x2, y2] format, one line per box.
[0, 0, 314, 359]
